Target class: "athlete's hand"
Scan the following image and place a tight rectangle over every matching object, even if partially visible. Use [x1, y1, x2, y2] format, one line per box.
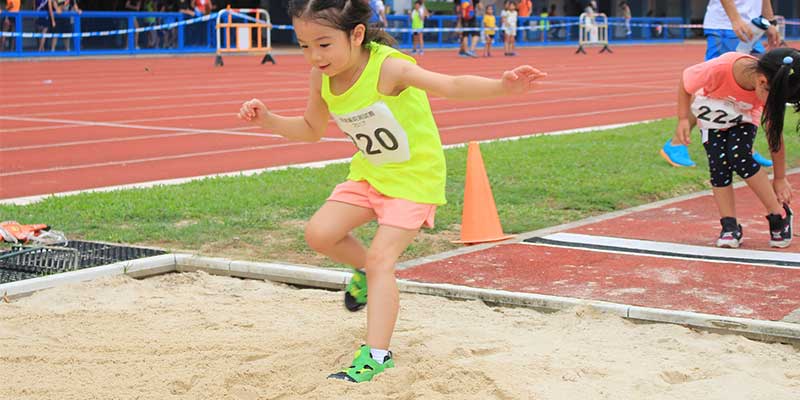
[773, 177, 793, 205]
[501, 65, 547, 95]
[674, 119, 691, 145]
[238, 98, 270, 126]
[732, 17, 753, 42]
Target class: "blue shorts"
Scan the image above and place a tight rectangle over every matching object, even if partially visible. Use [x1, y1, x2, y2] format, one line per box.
[704, 29, 765, 61]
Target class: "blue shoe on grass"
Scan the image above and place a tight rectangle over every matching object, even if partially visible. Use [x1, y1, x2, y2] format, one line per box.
[660, 138, 696, 167]
[752, 151, 773, 167]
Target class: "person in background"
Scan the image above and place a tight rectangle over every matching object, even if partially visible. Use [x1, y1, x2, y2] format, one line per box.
[410, 0, 424, 54]
[501, 0, 517, 56]
[659, 0, 780, 169]
[419, 0, 429, 19]
[516, 0, 531, 40]
[159, 0, 177, 49]
[619, 1, 631, 37]
[35, 0, 55, 52]
[538, 6, 548, 42]
[141, 0, 158, 48]
[482, 4, 496, 56]
[584, 0, 596, 16]
[194, 0, 212, 15]
[457, 0, 479, 57]
[369, 0, 388, 27]
[177, 0, 194, 17]
[50, 0, 81, 52]
[0, 0, 21, 51]
[548, 3, 560, 39]
[124, 0, 142, 49]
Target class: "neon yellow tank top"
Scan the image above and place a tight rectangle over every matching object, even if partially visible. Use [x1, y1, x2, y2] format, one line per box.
[412, 10, 423, 29]
[321, 43, 446, 205]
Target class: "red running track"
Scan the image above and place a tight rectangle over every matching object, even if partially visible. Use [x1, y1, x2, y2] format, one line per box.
[0, 43, 706, 200]
[398, 173, 800, 322]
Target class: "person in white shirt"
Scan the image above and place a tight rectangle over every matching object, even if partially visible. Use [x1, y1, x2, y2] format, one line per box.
[501, 0, 517, 56]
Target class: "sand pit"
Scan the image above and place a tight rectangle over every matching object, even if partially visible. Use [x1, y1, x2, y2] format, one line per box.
[1, 271, 799, 399]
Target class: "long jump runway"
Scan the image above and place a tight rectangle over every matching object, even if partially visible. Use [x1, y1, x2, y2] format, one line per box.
[398, 173, 800, 339]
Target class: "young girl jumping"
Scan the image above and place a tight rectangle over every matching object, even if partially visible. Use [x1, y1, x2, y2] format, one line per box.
[670, 47, 799, 248]
[238, 0, 546, 383]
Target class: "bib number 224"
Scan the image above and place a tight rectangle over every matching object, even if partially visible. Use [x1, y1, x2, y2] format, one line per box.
[696, 105, 744, 126]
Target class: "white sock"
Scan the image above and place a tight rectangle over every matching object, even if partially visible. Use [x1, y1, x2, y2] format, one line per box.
[370, 348, 389, 364]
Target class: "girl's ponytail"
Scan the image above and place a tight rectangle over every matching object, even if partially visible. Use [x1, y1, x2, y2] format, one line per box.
[758, 48, 800, 152]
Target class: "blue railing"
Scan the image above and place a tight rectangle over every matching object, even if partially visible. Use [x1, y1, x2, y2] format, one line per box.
[0, 11, 217, 57]
[1, 11, 796, 58]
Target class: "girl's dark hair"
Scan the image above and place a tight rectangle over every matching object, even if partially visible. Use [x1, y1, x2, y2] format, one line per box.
[755, 47, 800, 152]
[288, 0, 396, 47]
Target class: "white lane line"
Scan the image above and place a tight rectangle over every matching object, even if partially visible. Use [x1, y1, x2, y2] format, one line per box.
[1, 88, 671, 139]
[0, 140, 345, 178]
[0, 87, 309, 109]
[439, 102, 674, 131]
[1, 100, 671, 165]
[2, 80, 310, 101]
[0, 115, 284, 139]
[2, 131, 263, 152]
[529, 232, 800, 268]
[0, 116, 348, 152]
[17, 97, 312, 119]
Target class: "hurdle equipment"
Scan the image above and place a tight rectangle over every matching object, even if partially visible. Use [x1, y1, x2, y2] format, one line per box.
[215, 6, 275, 67]
[576, 12, 611, 54]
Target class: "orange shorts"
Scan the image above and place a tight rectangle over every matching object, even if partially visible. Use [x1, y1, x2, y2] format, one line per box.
[327, 180, 436, 230]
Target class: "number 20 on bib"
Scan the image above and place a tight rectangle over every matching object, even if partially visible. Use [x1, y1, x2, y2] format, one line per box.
[332, 101, 411, 166]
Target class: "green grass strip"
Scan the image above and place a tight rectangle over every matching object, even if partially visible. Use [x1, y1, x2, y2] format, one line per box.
[2, 115, 798, 266]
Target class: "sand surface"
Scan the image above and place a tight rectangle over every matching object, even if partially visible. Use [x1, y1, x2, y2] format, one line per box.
[1, 272, 799, 400]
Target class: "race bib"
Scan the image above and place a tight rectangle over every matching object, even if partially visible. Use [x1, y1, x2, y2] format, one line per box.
[691, 94, 754, 131]
[332, 101, 411, 166]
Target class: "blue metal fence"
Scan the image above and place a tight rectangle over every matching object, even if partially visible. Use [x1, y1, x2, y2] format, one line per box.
[1, 11, 797, 58]
[0, 11, 217, 57]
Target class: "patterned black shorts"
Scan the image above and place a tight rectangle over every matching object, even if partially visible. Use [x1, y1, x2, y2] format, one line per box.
[702, 124, 761, 187]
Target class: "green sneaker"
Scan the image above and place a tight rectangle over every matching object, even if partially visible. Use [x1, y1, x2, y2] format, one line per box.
[344, 269, 367, 312]
[327, 345, 394, 383]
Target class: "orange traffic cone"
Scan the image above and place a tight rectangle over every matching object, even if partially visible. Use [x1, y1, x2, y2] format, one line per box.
[452, 142, 514, 245]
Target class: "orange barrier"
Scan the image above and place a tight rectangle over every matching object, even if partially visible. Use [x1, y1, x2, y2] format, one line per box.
[452, 142, 514, 245]
[215, 6, 275, 66]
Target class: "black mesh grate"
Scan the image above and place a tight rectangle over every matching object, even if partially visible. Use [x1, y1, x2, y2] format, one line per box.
[0, 241, 166, 284]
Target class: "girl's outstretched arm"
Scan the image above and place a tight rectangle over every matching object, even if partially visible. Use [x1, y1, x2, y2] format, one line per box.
[239, 68, 330, 142]
[770, 137, 793, 204]
[383, 57, 546, 100]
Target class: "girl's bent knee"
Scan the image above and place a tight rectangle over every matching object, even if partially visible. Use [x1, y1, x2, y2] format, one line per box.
[304, 224, 334, 253]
